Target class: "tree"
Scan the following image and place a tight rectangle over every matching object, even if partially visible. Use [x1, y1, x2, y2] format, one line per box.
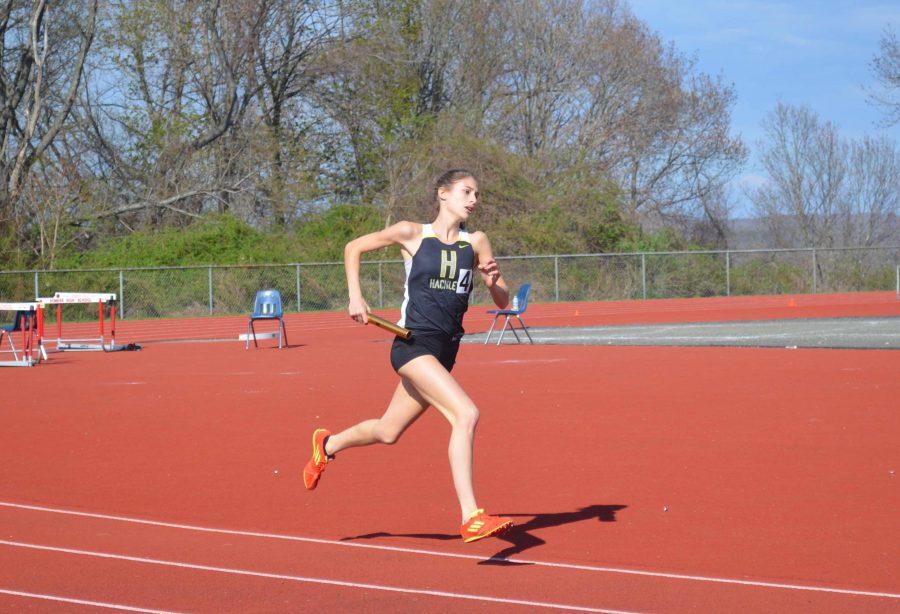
[19, 161, 88, 267]
[750, 103, 899, 248]
[444, 0, 745, 234]
[869, 26, 900, 126]
[248, 0, 339, 223]
[0, 0, 98, 223]
[3, 0, 752, 263]
[751, 103, 849, 247]
[77, 0, 268, 227]
[583, 13, 745, 230]
[312, 0, 459, 203]
[842, 135, 900, 246]
[317, 0, 744, 239]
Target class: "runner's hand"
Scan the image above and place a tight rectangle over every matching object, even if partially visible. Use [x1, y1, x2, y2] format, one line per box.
[348, 296, 370, 324]
[478, 259, 501, 287]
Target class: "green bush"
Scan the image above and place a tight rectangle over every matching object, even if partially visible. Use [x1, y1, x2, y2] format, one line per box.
[293, 204, 386, 261]
[52, 207, 392, 270]
[730, 257, 810, 295]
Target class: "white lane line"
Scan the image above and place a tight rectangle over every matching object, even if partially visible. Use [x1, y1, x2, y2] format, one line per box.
[0, 588, 180, 613]
[535, 333, 900, 342]
[0, 540, 629, 613]
[1, 501, 897, 600]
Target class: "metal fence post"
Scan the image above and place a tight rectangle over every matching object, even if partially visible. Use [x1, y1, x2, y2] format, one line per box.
[812, 249, 817, 293]
[34, 271, 39, 298]
[554, 256, 560, 302]
[725, 251, 731, 296]
[641, 253, 647, 300]
[295, 264, 301, 311]
[119, 270, 125, 319]
[208, 266, 213, 315]
[378, 262, 384, 308]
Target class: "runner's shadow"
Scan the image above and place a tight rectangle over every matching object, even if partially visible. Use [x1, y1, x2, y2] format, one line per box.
[479, 504, 626, 565]
[340, 504, 626, 564]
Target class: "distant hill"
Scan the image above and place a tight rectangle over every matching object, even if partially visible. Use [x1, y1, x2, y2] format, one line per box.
[726, 215, 899, 250]
[726, 217, 772, 249]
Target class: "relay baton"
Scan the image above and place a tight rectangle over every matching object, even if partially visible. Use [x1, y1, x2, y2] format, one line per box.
[366, 313, 412, 340]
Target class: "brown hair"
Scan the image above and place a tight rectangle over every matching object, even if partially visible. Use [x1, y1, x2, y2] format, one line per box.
[433, 169, 476, 230]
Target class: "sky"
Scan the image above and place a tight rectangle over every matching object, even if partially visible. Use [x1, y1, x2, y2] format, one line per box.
[627, 0, 900, 217]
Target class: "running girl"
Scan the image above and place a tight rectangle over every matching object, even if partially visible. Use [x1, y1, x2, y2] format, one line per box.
[303, 169, 514, 543]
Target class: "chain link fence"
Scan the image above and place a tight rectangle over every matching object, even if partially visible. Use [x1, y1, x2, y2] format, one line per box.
[1, 247, 897, 320]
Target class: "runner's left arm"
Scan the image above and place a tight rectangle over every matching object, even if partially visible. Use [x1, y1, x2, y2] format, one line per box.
[471, 231, 509, 308]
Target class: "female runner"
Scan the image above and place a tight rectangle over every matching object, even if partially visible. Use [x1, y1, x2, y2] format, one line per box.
[303, 169, 514, 542]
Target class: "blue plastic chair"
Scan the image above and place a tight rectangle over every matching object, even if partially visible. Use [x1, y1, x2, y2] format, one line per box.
[246, 289, 288, 349]
[0, 310, 32, 333]
[484, 283, 534, 345]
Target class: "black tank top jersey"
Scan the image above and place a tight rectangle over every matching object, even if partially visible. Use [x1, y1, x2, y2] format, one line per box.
[398, 224, 475, 338]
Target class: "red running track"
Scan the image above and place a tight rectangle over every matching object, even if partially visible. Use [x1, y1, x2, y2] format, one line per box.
[1, 293, 898, 612]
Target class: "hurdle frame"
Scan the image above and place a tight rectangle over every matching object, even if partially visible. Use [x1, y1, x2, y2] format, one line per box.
[0, 302, 44, 366]
[36, 292, 126, 352]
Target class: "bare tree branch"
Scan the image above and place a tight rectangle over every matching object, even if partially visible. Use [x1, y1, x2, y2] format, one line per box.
[92, 172, 254, 219]
[869, 26, 900, 127]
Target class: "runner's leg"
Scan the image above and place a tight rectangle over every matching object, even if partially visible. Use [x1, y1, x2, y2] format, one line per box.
[398, 355, 479, 522]
[325, 379, 429, 455]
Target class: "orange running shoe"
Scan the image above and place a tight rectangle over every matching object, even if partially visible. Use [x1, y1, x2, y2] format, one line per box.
[460, 509, 514, 543]
[302, 428, 332, 490]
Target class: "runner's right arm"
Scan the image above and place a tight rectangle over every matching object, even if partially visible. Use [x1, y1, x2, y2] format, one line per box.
[345, 221, 420, 324]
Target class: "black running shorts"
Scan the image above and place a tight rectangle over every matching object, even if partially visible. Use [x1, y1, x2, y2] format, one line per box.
[390, 331, 461, 373]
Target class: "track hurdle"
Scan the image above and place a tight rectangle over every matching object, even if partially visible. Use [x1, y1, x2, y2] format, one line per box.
[0, 302, 43, 366]
[36, 292, 125, 352]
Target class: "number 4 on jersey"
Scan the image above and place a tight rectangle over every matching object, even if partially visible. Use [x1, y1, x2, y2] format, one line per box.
[456, 268, 472, 294]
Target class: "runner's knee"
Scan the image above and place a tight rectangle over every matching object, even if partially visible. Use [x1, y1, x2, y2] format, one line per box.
[455, 405, 479, 431]
[374, 421, 402, 445]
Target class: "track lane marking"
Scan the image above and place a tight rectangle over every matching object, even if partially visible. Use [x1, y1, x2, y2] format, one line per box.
[0, 588, 180, 613]
[1, 501, 897, 600]
[0, 540, 630, 613]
